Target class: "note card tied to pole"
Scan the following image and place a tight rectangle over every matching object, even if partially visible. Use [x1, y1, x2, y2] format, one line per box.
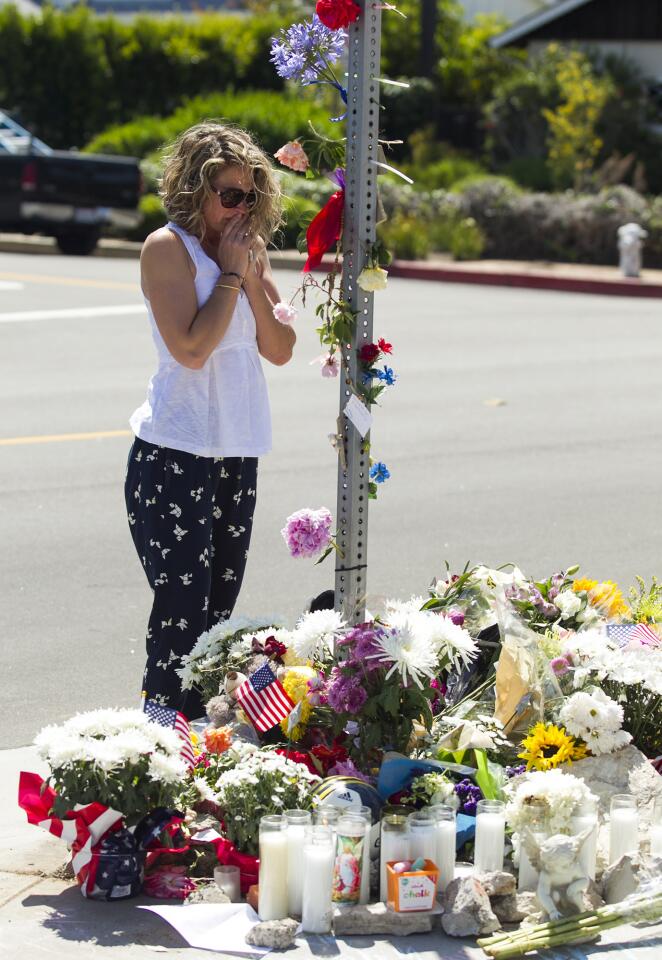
[344, 394, 373, 438]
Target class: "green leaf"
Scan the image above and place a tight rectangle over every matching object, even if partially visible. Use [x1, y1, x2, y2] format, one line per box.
[474, 748, 499, 800]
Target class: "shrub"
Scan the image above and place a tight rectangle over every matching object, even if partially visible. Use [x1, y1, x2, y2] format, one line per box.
[277, 194, 319, 250]
[407, 156, 487, 191]
[125, 194, 167, 242]
[85, 91, 337, 161]
[378, 213, 431, 260]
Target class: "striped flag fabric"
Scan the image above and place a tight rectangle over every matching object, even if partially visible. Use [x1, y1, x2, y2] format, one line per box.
[144, 699, 195, 769]
[606, 623, 661, 649]
[235, 663, 295, 733]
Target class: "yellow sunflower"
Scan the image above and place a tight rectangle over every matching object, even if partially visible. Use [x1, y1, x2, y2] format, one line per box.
[279, 667, 315, 741]
[518, 722, 587, 771]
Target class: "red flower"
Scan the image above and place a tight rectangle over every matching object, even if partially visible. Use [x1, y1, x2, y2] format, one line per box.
[316, 0, 361, 30]
[275, 748, 319, 776]
[377, 338, 392, 354]
[311, 742, 349, 774]
[264, 637, 288, 659]
[359, 342, 380, 364]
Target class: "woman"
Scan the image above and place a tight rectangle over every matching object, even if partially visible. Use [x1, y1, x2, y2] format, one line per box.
[125, 122, 295, 720]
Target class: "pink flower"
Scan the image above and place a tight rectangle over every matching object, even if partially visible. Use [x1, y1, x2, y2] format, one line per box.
[282, 507, 333, 559]
[274, 141, 310, 173]
[550, 656, 572, 677]
[321, 354, 340, 378]
[273, 301, 298, 325]
[143, 865, 196, 900]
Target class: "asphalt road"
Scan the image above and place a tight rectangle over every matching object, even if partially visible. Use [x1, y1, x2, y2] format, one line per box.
[1, 252, 661, 748]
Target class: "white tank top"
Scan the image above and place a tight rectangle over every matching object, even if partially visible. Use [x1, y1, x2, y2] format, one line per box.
[129, 222, 271, 458]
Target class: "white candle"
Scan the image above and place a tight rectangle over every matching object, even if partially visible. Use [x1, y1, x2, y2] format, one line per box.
[429, 804, 456, 894]
[609, 795, 639, 865]
[301, 827, 335, 934]
[571, 807, 598, 881]
[474, 801, 505, 874]
[380, 814, 409, 902]
[259, 816, 289, 921]
[285, 810, 311, 918]
[408, 811, 436, 862]
[517, 845, 539, 892]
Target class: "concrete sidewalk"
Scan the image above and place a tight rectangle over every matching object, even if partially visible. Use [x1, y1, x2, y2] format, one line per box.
[2, 232, 662, 297]
[2, 747, 662, 960]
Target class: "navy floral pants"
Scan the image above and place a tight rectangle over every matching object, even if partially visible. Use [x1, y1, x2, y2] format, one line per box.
[124, 437, 257, 720]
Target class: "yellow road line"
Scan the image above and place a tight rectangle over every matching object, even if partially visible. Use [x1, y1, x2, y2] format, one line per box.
[0, 270, 139, 291]
[0, 429, 132, 446]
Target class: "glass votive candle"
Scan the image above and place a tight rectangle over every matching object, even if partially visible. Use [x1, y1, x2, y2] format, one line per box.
[516, 799, 547, 892]
[651, 796, 662, 858]
[314, 805, 341, 831]
[609, 794, 639, 865]
[408, 810, 436, 862]
[429, 804, 456, 894]
[343, 808, 372, 904]
[258, 814, 288, 921]
[380, 812, 410, 902]
[285, 809, 312, 918]
[571, 797, 598, 880]
[474, 799, 506, 874]
[301, 826, 335, 934]
[214, 864, 240, 902]
[332, 815, 367, 904]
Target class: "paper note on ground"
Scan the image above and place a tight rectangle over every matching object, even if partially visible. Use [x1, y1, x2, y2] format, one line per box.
[344, 394, 373, 438]
[139, 903, 270, 957]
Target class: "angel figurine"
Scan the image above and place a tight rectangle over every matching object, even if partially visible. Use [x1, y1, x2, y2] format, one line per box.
[521, 825, 595, 920]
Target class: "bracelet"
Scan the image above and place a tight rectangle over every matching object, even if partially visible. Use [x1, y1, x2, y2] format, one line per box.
[222, 271, 245, 283]
[215, 282, 241, 293]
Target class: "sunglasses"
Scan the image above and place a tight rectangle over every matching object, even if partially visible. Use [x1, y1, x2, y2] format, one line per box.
[214, 187, 258, 210]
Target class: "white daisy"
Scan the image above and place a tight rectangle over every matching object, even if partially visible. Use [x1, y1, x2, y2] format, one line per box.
[290, 609, 345, 662]
[367, 619, 437, 688]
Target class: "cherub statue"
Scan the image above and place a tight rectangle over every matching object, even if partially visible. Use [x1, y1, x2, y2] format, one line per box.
[521, 825, 595, 921]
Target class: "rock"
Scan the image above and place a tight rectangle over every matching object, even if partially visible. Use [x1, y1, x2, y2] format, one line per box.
[600, 855, 639, 904]
[246, 918, 299, 950]
[333, 902, 440, 936]
[441, 877, 501, 937]
[562, 746, 662, 816]
[185, 883, 231, 904]
[246, 885, 259, 913]
[491, 894, 526, 925]
[476, 870, 516, 897]
[583, 879, 604, 911]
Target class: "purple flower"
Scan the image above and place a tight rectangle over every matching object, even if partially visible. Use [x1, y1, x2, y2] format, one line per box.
[329, 759, 371, 782]
[281, 507, 333, 559]
[455, 778, 483, 816]
[270, 16, 347, 85]
[447, 608, 465, 626]
[505, 764, 526, 779]
[307, 672, 327, 706]
[344, 720, 359, 736]
[326, 668, 367, 714]
[550, 656, 571, 678]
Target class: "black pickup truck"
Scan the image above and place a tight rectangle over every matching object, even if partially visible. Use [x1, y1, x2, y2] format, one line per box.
[0, 111, 142, 255]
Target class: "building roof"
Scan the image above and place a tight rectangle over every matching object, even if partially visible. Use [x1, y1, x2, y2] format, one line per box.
[491, 0, 662, 48]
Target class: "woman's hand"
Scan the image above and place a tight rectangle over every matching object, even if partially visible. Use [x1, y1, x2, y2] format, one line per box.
[215, 215, 253, 278]
[246, 234, 268, 283]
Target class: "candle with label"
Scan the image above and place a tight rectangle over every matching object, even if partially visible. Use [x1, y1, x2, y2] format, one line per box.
[429, 804, 456, 893]
[285, 809, 312, 918]
[609, 794, 639, 864]
[259, 815, 288, 921]
[380, 813, 410, 902]
[301, 826, 335, 934]
[474, 800, 506, 874]
[332, 815, 366, 904]
[345, 807, 372, 904]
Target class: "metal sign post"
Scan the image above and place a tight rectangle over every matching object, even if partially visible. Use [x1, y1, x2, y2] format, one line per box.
[334, 1, 382, 624]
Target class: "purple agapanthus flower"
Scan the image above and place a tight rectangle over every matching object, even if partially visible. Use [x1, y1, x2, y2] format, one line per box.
[270, 16, 347, 86]
[505, 764, 526, 779]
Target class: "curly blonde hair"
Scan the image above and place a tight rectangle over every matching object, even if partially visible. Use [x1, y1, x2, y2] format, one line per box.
[159, 122, 283, 244]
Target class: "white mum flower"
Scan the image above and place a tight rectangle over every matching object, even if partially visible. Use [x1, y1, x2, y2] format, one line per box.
[554, 590, 582, 619]
[367, 619, 437, 688]
[147, 751, 187, 784]
[291, 609, 345, 662]
[193, 777, 219, 804]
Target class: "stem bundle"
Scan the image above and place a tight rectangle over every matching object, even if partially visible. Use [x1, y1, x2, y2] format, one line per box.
[477, 891, 662, 958]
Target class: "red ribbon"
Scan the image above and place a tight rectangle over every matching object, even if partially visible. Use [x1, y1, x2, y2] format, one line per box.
[304, 190, 345, 272]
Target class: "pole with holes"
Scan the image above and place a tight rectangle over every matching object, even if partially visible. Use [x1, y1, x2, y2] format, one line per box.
[334, 2, 382, 624]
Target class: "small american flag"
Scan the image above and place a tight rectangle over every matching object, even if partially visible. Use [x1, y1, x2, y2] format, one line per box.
[235, 664, 294, 733]
[606, 623, 661, 649]
[144, 699, 195, 769]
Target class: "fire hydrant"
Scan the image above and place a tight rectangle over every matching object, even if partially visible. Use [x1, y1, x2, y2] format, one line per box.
[617, 222, 647, 278]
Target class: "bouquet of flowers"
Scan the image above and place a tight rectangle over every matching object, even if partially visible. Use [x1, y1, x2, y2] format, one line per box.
[20, 709, 187, 900]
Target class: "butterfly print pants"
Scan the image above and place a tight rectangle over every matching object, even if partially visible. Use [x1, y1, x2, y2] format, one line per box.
[124, 437, 257, 719]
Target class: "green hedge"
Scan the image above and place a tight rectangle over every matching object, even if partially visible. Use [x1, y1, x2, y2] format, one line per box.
[85, 90, 337, 160]
[0, 5, 288, 149]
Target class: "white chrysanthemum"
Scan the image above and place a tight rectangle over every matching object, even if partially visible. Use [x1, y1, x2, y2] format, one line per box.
[505, 769, 597, 835]
[193, 776, 219, 804]
[87, 738, 127, 773]
[559, 688, 631, 755]
[367, 619, 437, 688]
[587, 728, 632, 755]
[109, 730, 158, 764]
[290, 609, 345, 662]
[147, 751, 187, 784]
[383, 595, 427, 617]
[177, 615, 286, 687]
[384, 609, 477, 674]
